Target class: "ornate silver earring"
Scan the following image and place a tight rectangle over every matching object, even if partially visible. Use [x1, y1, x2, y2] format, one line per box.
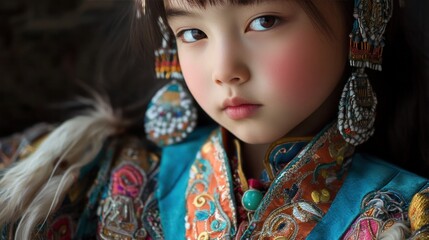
[338, 0, 393, 146]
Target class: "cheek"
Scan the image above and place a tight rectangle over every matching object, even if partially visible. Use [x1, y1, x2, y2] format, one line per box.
[261, 35, 344, 106]
[179, 56, 209, 106]
[262, 41, 318, 101]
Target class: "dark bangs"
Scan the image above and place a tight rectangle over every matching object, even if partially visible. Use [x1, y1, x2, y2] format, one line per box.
[169, 0, 262, 7]
[131, 0, 353, 57]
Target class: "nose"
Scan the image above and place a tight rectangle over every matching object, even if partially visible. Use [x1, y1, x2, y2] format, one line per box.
[211, 41, 250, 86]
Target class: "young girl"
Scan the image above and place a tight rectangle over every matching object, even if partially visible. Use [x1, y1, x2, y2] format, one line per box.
[1, 0, 428, 239]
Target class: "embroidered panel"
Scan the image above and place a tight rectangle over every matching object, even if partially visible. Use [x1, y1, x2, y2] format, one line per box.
[343, 190, 409, 239]
[242, 124, 354, 239]
[97, 137, 162, 240]
[185, 131, 238, 239]
[185, 124, 356, 239]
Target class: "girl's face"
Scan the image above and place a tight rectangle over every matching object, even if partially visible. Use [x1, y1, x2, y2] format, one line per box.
[166, 0, 349, 144]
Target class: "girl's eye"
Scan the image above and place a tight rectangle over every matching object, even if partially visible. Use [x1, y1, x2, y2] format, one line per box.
[248, 16, 279, 31]
[177, 29, 207, 43]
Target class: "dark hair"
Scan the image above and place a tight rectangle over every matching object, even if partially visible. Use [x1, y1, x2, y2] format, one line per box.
[360, 0, 429, 177]
[130, 0, 429, 177]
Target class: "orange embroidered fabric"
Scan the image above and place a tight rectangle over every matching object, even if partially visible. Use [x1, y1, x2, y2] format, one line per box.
[185, 123, 355, 239]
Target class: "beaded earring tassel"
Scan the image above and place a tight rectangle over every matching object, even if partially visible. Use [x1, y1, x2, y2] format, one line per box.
[145, 38, 198, 147]
[338, 0, 393, 146]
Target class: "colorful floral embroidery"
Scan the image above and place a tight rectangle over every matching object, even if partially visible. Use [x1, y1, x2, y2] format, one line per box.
[343, 190, 409, 239]
[185, 133, 237, 239]
[97, 138, 162, 240]
[99, 161, 148, 239]
[111, 163, 146, 198]
[265, 140, 310, 180]
[242, 124, 354, 239]
[185, 123, 355, 239]
[257, 200, 325, 238]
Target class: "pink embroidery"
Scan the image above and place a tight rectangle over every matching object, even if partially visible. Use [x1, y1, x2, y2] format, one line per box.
[344, 218, 380, 240]
[111, 163, 145, 198]
[343, 190, 409, 239]
[99, 161, 149, 239]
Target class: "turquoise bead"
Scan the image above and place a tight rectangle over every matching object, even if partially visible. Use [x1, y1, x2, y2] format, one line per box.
[241, 189, 263, 211]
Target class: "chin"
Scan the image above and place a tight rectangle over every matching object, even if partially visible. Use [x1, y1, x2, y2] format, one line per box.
[231, 129, 285, 145]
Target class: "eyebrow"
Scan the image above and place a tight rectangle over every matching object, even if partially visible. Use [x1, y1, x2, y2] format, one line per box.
[165, 7, 197, 19]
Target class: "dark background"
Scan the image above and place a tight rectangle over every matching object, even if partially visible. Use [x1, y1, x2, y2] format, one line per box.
[0, 0, 158, 137]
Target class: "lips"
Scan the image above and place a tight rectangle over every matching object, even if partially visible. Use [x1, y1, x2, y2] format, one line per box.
[222, 97, 262, 120]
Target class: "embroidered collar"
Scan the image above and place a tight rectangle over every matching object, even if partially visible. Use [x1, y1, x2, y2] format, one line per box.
[263, 136, 313, 180]
[185, 122, 355, 239]
[220, 128, 313, 190]
[231, 134, 313, 190]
